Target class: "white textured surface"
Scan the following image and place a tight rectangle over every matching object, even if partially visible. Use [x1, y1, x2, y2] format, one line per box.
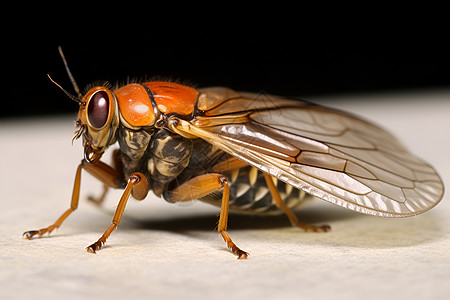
[1, 89, 449, 299]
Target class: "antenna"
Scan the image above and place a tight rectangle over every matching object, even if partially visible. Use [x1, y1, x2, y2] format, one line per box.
[58, 46, 82, 97]
[47, 74, 81, 103]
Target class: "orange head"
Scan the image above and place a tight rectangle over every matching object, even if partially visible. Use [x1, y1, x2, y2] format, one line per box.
[76, 86, 119, 163]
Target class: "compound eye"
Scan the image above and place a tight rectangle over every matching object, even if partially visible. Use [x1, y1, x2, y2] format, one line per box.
[88, 91, 109, 128]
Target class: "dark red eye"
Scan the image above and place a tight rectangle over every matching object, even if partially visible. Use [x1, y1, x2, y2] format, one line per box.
[88, 91, 109, 128]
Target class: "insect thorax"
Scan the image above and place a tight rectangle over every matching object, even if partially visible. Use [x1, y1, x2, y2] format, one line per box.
[117, 125, 194, 196]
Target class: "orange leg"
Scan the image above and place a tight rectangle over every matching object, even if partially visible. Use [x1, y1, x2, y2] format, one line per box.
[86, 172, 147, 253]
[263, 173, 331, 232]
[166, 173, 248, 259]
[88, 184, 109, 205]
[88, 149, 124, 205]
[23, 159, 121, 240]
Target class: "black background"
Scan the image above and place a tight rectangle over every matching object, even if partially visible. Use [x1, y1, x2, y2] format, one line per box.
[3, 12, 449, 119]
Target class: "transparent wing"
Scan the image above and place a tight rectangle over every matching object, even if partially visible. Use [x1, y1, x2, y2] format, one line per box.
[174, 87, 444, 217]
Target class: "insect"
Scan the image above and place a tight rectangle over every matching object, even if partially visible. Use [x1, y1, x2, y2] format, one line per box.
[24, 47, 444, 259]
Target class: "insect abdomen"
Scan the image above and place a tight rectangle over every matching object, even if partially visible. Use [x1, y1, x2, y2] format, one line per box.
[201, 166, 314, 214]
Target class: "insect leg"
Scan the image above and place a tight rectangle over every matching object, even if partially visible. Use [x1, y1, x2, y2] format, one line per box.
[165, 173, 249, 259]
[87, 149, 124, 205]
[217, 177, 249, 259]
[23, 163, 83, 239]
[88, 184, 109, 205]
[263, 173, 331, 232]
[23, 159, 122, 240]
[86, 172, 148, 253]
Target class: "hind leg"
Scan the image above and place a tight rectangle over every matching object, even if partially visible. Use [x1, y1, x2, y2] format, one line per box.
[263, 173, 331, 232]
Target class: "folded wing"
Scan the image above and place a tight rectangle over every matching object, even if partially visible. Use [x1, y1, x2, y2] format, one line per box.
[177, 87, 444, 217]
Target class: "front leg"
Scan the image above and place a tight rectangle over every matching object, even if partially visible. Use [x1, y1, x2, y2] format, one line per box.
[23, 159, 121, 240]
[88, 149, 124, 206]
[165, 173, 249, 259]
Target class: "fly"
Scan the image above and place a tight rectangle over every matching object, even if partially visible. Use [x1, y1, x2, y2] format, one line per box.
[24, 47, 444, 259]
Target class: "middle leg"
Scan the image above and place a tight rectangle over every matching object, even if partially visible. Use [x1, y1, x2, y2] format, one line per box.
[165, 173, 249, 259]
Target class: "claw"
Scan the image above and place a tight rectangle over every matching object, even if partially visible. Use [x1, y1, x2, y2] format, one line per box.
[319, 225, 331, 232]
[305, 224, 331, 233]
[22, 225, 57, 240]
[86, 239, 105, 254]
[221, 231, 249, 259]
[226, 241, 249, 259]
[23, 230, 39, 240]
[295, 223, 331, 233]
[236, 249, 249, 260]
[86, 246, 97, 254]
